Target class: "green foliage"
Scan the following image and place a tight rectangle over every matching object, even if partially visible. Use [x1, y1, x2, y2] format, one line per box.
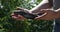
[0, 0, 54, 32]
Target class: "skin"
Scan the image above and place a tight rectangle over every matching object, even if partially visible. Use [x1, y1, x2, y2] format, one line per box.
[11, 0, 60, 20]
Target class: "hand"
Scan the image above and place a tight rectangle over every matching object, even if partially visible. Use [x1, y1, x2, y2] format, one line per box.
[35, 9, 56, 20]
[11, 7, 30, 20]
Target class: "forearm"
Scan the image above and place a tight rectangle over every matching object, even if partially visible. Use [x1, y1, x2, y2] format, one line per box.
[30, 0, 52, 13]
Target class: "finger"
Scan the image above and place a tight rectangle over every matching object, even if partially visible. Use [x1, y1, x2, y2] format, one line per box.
[11, 13, 15, 16]
[12, 15, 24, 20]
[16, 7, 23, 10]
[35, 12, 47, 19]
[18, 15, 24, 18]
[12, 16, 18, 19]
[40, 9, 47, 13]
[16, 7, 28, 11]
[17, 15, 26, 19]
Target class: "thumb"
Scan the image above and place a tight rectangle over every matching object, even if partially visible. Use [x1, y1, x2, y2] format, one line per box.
[35, 12, 47, 19]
